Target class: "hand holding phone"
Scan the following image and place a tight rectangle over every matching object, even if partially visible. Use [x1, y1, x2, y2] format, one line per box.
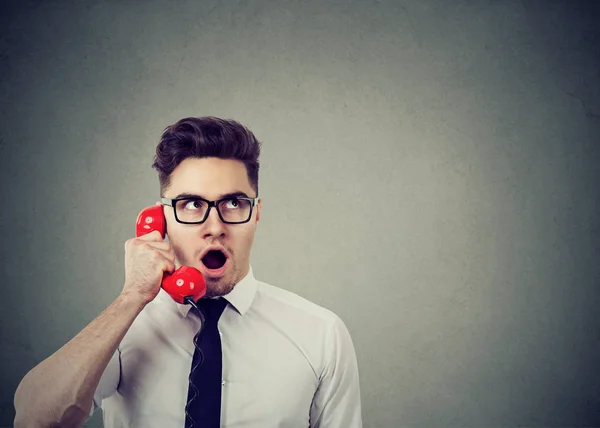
[127, 205, 206, 305]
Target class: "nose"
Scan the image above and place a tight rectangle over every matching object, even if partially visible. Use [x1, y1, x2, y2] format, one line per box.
[201, 205, 227, 238]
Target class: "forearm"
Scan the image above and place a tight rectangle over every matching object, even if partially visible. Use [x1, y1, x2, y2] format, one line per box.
[14, 291, 147, 428]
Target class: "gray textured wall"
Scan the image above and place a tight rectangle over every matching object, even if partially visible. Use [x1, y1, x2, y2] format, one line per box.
[1, 1, 599, 427]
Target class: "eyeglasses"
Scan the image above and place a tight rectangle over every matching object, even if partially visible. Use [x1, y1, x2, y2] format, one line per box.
[161, 196, 259, 224]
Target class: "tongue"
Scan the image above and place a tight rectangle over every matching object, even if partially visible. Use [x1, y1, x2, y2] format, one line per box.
[203, 251, 226, 270]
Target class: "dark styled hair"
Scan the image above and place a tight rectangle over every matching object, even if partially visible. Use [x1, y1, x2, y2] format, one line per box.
[152, 116, 262, 195]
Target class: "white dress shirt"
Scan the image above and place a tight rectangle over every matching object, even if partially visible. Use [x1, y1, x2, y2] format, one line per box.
[88, 267, 362, 427]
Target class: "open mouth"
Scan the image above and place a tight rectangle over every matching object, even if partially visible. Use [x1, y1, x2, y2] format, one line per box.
[201, 249, 228, 270]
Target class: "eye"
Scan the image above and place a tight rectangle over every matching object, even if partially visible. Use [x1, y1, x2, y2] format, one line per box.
[183, 199, 205, 210]
[224, 198, 240, 209]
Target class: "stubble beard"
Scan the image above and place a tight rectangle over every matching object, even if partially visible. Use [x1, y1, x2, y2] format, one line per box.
[204, 259, 238, 297]
[174, 248, 240, 298]
[204, 279, 235, 298]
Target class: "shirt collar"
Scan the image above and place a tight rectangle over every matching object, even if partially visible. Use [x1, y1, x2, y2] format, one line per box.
[160, 266, 257, 318]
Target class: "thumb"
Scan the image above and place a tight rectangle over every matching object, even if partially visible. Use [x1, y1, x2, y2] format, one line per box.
[136, 229, 164, 241]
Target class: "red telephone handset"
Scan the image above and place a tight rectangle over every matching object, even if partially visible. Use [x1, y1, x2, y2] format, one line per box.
[135, 205, 206, 305]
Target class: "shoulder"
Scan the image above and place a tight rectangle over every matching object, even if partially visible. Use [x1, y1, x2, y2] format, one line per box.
[253, 279, 339, 323]
[252, 279, 359, 379]
[249, 279, 352, 348]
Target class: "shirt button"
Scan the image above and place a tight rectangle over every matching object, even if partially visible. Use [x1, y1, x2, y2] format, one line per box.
[222, 380, 225, 386]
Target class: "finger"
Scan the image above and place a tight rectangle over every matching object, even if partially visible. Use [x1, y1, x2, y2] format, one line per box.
[136, 230, 164, 242]
[157, 254, 176, 274]
[139, 240, 172, 251]
[138, 244, 174, 261]
[153, 248, 176, 263]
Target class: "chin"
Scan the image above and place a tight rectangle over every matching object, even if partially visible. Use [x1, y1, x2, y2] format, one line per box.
[204, 274, 236, 298]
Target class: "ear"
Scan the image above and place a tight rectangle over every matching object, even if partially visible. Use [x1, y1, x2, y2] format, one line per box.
[158, 201, 168, 238]
[255, 199, 262, 224]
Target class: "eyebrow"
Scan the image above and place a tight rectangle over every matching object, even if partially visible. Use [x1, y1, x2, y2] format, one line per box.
[173, 191, 251, 200]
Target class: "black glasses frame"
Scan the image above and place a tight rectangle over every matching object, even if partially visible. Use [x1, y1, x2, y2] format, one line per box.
[161, 196, 259, 225]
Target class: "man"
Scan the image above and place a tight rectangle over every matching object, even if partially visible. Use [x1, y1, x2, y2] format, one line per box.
[13, 116, 363, 428]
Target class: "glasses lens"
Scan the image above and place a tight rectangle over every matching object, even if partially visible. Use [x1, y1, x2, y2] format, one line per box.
[218, 198, 252, 223]
[174, 198, 252, 223]
[175, 198, 208, 223]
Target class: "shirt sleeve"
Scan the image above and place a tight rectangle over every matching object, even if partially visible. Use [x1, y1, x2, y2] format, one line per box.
[309, 315, 363, 428]
[88, 347, 121, 417]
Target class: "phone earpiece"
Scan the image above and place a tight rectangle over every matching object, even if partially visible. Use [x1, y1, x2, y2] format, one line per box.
[135, 205, 206, 304]
[136, 205, 166, 239]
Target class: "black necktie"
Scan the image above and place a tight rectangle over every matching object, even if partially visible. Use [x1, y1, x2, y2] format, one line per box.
[185, 297, 228, 428]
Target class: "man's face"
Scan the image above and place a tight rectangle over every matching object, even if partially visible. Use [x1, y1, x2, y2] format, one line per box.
[162, 157, 261, 297]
